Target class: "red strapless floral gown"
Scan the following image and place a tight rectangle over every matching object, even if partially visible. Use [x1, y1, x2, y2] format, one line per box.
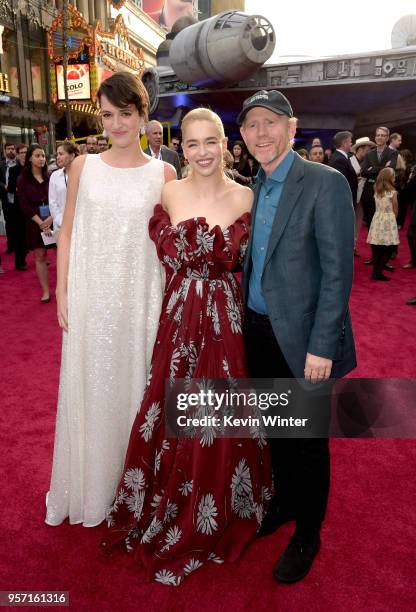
[101, 205, 272, 586]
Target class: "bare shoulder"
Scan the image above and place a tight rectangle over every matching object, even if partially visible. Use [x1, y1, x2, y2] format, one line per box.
[162, 177, 182, 196]
[68, 154, 87, 179]
[226, 182, 254, 213]
[163, 161, 177, 182]
[161, 178, 182, 211]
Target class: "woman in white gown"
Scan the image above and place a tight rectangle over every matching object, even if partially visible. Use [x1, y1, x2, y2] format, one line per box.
[45, 72, 176, 527]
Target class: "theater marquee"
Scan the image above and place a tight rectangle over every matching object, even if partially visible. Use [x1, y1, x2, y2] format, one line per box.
[48, 6, 144, 112]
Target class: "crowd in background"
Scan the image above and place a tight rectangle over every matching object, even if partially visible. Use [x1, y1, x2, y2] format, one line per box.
[1, 121, 416, 304]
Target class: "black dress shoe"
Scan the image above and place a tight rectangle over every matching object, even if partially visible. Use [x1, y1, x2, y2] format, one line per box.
[406, 297, 416, 305]
[273, 531, 321, 584]
[364, 258, 373, 265]
[371, 273, 390, 281]
[16, 265, 27, 271]
[384, 263, 395, 271]
[257, 510, 294, 538]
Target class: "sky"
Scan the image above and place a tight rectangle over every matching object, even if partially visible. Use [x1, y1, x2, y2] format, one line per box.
[244, 0, 416, 60]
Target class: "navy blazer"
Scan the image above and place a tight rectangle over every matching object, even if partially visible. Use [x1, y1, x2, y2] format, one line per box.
[328, 150, 358, 204]
[242, 153, 357, 380]
[361, 147, 399, 180]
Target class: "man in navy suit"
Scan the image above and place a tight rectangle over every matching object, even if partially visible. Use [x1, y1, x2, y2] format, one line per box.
[239, 91, 356, 584]
[328, 131, 358, 205]
[360, 126, 399, 228]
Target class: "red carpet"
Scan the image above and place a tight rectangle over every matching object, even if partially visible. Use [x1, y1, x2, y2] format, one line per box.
[1, 228, 415, 611]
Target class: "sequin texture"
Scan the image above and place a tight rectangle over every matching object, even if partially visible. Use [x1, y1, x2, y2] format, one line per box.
[45, 155, 165, 527]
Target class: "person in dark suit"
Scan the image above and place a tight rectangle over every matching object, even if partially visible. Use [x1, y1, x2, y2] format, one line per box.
[1, 143, 17, 253]
[0, 164, 7, 232]
[5, 143, 28, 270]
[360, 127, 399, 264]
[360, 127, 399, 226]
[239, 90, 356, 584]
[403, 167, 416, 269]
[144, 120, 182, 178]
[328, 131, 358, 204]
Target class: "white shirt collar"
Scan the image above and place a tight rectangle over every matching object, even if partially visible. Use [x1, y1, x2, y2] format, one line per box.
[149, 146, 162, 160]
[336, 149, 349, 159]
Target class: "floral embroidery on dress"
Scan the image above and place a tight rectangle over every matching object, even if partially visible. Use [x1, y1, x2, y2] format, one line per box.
[101, 205, 272, 586]
[196, 494, 219, 535]
[124, 467, 145, 491]
[367, 191, 400, 246]
[179, 480, 193, 496]
[139, 403, 161, 442]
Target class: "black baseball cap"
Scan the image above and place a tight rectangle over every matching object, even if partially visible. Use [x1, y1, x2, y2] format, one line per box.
[237, 90, 293, 125]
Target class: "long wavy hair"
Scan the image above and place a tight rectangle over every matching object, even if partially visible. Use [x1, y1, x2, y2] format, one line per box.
[23, 144, 48, 181]
[374, 167, 395, 197]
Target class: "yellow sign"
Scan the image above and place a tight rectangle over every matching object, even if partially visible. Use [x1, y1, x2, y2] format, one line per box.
[0, 73, 10, 93]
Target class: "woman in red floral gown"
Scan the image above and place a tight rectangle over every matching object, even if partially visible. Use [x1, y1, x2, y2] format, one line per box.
[101, 109, 272, 586]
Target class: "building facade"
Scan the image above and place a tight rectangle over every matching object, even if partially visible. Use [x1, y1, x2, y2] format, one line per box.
[0, 0, 247, 150]
[48, 3, 162, 140]
[0, 0, 57, 152]
[0, 0, 167, 152]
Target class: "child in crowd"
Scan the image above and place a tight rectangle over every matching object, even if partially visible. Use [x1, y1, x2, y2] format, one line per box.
[367, 167, 399, 281]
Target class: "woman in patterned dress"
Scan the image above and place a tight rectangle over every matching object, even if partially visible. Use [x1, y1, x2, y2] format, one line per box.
[367, 167, 399, 281]
[101, 108, 272, 585]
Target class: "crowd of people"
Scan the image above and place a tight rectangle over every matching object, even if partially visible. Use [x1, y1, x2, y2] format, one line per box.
[4, 119, 414, 299]
[0, 73, 415, 588]
[146, 125, 416, 303]
[293, 128, 416, 302]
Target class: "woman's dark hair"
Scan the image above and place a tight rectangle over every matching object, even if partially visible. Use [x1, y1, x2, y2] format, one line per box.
[58, 141, 79, 157]
[16, 143, 27, 154]
[232, 140, 249, 174]
[400, 149, 413, 165]
[232, 140, 247, 157]
[23, 144, 48, 180]
[97, 71, 149, 121]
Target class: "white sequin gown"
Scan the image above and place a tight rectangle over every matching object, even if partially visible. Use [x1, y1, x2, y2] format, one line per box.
[46, 154, 165, 527]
